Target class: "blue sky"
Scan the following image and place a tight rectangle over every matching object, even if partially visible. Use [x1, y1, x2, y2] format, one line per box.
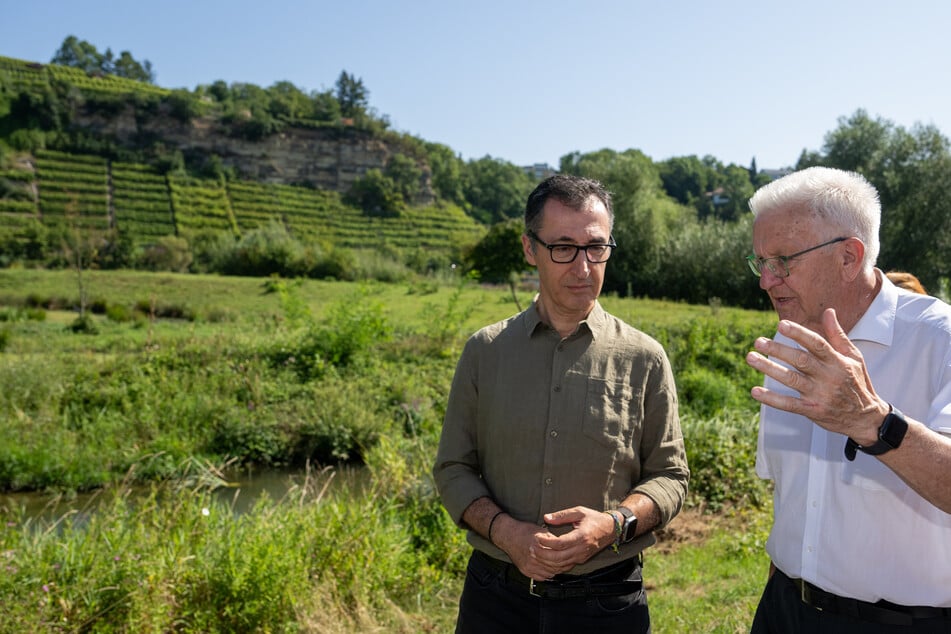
[3, 1, 951, 171]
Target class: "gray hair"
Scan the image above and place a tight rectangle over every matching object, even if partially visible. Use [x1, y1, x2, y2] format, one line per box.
[748, 166, 881, 269]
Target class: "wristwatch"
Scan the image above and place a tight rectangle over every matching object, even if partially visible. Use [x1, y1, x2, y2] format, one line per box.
[616, 506, 638, 543]
[844, 405, 909, 461]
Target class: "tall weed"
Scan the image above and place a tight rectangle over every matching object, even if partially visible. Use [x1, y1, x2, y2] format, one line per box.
[680, 412, 768, 511]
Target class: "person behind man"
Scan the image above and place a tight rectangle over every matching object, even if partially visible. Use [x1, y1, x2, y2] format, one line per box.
[886, 270, 928, 295]
[745, 166, 951, 633]
[433, 174, 688, 634]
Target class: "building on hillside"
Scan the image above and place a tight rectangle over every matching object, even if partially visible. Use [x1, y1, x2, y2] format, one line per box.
[760, 167, 793, 181]
[706, 187, 730, 208]
[522, 163, 557, 180]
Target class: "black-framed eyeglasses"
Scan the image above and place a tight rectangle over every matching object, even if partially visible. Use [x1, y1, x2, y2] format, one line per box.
[527, 231, 617, 263]
[746, 237, 849, 278]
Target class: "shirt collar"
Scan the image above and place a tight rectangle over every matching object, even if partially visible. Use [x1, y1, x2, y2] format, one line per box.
[848, 268, 896, 346]
[523, 299, 605, 339]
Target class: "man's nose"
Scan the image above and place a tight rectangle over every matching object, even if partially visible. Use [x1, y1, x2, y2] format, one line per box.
[571, 253, 591, 276]
[759, 267, 783, 291]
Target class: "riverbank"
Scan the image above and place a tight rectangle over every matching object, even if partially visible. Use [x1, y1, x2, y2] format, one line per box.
[0, 270, 773, 630]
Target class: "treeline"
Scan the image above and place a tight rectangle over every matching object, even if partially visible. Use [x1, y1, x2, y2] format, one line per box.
[1, 38, 950, 308]
[523, 110, 951, 308]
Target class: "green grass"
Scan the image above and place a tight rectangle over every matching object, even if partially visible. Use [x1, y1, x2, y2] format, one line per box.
[649, 504, 771, 633]
[0, 268, 776, 338]
[0, 268, 776, 631]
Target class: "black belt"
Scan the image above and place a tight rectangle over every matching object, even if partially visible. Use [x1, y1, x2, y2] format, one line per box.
[785, 572, 951, 626]
[474, 551, 642, 600]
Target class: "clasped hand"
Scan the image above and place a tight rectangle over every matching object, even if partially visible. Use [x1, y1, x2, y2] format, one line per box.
[508, 506, 613, 581]
[745, 308, 889, 446]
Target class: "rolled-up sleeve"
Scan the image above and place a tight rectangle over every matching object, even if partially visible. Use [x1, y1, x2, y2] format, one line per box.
[433, 337, 491, 525]
[632, 352, 689, 528]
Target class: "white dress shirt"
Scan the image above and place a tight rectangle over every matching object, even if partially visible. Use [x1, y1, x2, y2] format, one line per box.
[756, 270, 951, 607]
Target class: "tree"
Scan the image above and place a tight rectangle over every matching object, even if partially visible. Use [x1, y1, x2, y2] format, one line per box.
[466, 218, 528, 284]
[51, 36, 155, 83]
[267, 81, 311, 120]
[384, 153, 422, 202]
[51, 36, 103, 74]
[714, 165, 756, 222]
[816, 109, 951, 290]
[345, 169, 404, 216]
[424, 142, 466, 205]
[111, 50, 154, 83]
[462, 156, 534, 224]
[821, 109, 891, 173]
[227, 83, 282, 140]
[207, 80, 230, 103]
[309, 89, 341, 123]
[165, 88, 203, 122]
[560, 148, 692, 296]
[657, 155, 715, 217]
[335, 71, 368, 118]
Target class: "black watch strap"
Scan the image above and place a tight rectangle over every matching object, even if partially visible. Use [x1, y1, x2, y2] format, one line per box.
[844, 405, 908, 461]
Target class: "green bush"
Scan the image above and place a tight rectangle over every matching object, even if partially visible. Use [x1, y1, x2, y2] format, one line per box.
[105, 302, 135, 322]
[681, 413, 767, 511]
[138, 235, 193, 272]
[272, 287, 392, 380]
[66, 313, 98, 334]
[677, 366, 748, 419]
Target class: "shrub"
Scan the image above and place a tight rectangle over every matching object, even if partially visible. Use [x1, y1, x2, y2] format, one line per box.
[677, 366, 748, 419]
[345, 168, 404, 217]
[681, 413, 768, 511]
[138, 235, 193, 272]
[67, 313, 98, 334]
[227, 221, 308, 277]
[105, 302, 135, 322]
[272, 288, 392, 380]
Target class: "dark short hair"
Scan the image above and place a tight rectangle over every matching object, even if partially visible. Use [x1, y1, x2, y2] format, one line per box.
[524, 174, 613, 233]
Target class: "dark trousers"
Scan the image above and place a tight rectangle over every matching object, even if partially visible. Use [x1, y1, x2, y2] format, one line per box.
[455, 551, 650, 634]
[751, 568, 951, 634]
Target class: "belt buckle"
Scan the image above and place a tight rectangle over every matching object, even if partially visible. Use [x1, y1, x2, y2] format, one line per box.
[529, 578, 541, 597]
[799, 580, 821, 612]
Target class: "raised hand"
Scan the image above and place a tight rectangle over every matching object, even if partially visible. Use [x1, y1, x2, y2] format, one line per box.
[745, 308, 888, 446]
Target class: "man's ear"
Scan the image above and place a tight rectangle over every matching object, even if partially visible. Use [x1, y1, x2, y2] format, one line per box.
[522, 234, 537, 266]
[841, 237, 866, 281]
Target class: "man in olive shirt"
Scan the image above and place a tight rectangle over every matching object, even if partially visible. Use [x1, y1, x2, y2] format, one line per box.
[433, 174, 689, 633]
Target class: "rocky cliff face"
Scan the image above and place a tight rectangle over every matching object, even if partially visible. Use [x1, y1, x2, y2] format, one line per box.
[71, 102, 434, 201]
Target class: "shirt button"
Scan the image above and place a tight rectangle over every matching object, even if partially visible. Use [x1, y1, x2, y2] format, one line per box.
[545, 478, 553, 485]
[550, 430, 558, 438]
[553, 385, 561, 392]
[811, 500, 818, 508]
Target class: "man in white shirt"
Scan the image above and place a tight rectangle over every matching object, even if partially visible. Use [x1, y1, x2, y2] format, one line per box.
[744, 166, 951, 633]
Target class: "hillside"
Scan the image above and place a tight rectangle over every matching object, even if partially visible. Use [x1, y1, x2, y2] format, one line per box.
[0, 148, 484, 253]
[0, 55, 485, 258]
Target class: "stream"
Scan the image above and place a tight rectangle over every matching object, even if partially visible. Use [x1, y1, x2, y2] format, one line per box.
[0, 464, 371, 527]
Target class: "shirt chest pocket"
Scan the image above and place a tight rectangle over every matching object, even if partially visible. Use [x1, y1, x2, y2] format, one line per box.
[582, 378, 638, 448]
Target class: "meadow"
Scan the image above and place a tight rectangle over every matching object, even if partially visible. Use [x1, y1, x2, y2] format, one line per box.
[0, 268, 776, 632]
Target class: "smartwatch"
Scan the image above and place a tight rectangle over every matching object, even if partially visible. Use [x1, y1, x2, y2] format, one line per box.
[616, 506, 638, 543]
[844, 405, 908, 461]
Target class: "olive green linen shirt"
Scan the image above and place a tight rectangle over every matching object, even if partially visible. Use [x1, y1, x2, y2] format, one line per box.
[433, 300, 688, 574]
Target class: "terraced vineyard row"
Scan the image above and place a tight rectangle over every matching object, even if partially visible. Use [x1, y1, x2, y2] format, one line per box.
[34, 151, 110, 233]
[0, 151, 486, 254]
[0, 55, 169, 97]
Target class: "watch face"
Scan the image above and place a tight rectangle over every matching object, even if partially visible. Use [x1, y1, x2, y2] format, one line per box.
[622, 515, 637, 542]
[880, 410, 908, 449]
